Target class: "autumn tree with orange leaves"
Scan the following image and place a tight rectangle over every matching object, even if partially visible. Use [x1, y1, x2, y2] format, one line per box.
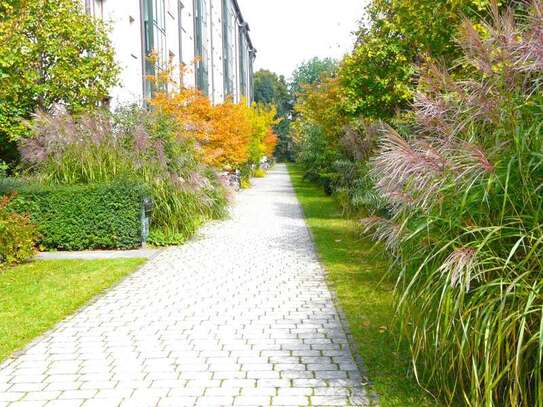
[148, 57, 277, 169]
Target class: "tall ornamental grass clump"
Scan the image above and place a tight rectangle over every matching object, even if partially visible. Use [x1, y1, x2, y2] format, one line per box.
[360, 3, 543, 405]
[19, 107, 228, 245]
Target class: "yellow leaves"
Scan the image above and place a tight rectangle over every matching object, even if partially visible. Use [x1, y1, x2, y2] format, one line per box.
[209, 100, 253, 167]
[151, 89, 276, 168]
[295, 76, 346, 139]
[148, 58, 276, 169]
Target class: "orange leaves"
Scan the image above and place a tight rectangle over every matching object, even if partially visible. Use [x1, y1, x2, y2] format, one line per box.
[151, 90, 255, 168]
[208, 100, 252, 168]
[263, 128, 278, 158]
[151, 88, 277, 169]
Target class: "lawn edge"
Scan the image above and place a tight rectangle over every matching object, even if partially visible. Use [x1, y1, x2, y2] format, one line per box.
[1, 257, 149, 365]
[286, 163, 381, 406]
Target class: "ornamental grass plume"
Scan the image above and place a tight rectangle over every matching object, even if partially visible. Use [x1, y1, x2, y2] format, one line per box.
[370, 124, 450, 210]
[438, 247, 479, 292]
[359, 216, 403, 252]
[514, 0, 543, 72]
[362, 2, 543, 405]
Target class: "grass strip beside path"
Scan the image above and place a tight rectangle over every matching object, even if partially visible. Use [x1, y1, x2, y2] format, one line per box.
[287, 164, 436, 407]
[0, 258, 146, 362]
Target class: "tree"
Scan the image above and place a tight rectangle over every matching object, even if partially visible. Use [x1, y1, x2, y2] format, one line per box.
[338, 0, 496, 121]
[290, 57, 338, 99]
[253, 69, 292, 161]
[254, 70, 290, 117]
[0, 0, 119, 168]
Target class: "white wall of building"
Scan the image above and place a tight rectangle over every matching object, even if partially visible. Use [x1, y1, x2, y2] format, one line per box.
[83, 0, 255, 108]
[85, 0, 145, 107]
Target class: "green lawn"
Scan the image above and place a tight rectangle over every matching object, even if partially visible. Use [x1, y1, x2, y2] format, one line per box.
[287, 164, 436, 407]
[0, 258, 146, 362]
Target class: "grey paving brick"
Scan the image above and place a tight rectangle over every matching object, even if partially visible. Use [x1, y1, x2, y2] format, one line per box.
[233, 395, 271, 406]
[9, 401, 48, 407]
[271, 395, 310, 406]
[311, 395, 350, 406]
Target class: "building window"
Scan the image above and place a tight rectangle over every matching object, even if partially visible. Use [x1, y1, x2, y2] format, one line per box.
[177, 1, 184, 67]
[222, 0, 235, 97]
[239, 30, 247, 98]
[143, 0, 167, 98]
[194, 0, 209, 95]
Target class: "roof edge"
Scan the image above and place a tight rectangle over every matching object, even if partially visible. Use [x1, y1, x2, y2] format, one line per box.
[231, 0, 256, 54]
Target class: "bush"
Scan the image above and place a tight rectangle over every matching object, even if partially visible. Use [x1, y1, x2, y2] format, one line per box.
[19, 107, 228, 245]
[254, 168, 266, 178]
[0, 195, 37, 266]
[1, 181, 147, 251]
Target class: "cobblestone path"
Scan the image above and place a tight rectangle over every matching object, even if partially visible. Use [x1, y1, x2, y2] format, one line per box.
[0, 164, 370, 406]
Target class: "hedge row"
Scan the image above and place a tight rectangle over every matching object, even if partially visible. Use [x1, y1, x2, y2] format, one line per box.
[0, 181, 148, 250]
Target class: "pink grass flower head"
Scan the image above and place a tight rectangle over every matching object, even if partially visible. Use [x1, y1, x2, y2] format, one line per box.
[359, 216, 403, 252]
[133, 125, 151, 153]
[370, 124, 450, 211]
[439, 247, 479, 292]
[459, 19, 494, 75]
[514, 1, 543, 73]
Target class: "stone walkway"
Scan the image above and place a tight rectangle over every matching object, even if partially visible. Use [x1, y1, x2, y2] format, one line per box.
[0, 165, 370, 407]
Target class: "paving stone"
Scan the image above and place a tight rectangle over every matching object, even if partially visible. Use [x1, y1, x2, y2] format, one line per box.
[0, 165, 368, 406]
[271, 395, 310, 406]
[157, 396, 197, 406]
[195, 395, 234, 405]
[311, 395, 350, 406]
[233, 395, 271, 406]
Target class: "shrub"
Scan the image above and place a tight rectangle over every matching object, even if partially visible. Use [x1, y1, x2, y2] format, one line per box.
[19, 107, 228, 245]
[246, 104, 278, 165]
[240, 179, 251, 189]
[1, 181, 147, 251]
[0, 195, 37, 266]
[254, 168, 266, 178]
[152, 87, 278, 169]
[151, 89, 253, 168]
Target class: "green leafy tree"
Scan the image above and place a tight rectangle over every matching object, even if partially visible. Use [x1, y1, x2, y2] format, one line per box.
[0, 0, 119, 167]
[254, 70, 291, 117]
[290, 57, 338, 99]
[339, 0, 495, 121]
[254, 69, 292, 160]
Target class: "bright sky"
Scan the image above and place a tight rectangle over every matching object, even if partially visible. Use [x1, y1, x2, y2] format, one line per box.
[236, 0, 367, 80]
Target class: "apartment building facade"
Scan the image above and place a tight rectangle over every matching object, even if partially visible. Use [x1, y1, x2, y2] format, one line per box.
[83, 0, 256, 107]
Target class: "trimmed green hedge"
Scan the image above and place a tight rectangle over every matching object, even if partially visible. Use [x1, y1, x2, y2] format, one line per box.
[0, 182, 148, 250]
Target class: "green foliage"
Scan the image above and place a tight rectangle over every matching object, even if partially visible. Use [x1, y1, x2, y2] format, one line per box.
[294, 123, 340, 194]
[254, 69, 293, 161]
[1, 182, 147, 251]
[0, 195, 36, 266]
[254, 70, 291, 117]
[0, 161, 7, 177]
[0, 0, 119, 165]
[290, 57, 338, 98]
[338, 0, 494, 121]
[339, 37, 414, 120]
[361, 5, 543, 405]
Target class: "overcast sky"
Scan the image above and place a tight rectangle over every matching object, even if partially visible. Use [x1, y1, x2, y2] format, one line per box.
[236, 0, 367, 80]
